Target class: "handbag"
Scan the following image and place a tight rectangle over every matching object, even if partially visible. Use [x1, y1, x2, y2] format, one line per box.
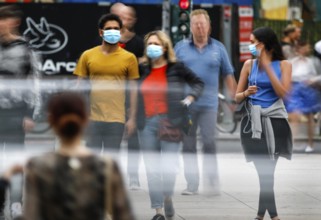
[158, 118, 183, 142]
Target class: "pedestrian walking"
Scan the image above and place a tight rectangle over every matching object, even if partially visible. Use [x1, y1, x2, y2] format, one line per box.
[137, 30, 204, 220]
[110, 4, 144, 62]
[110, 3, 145, 190]
[285, 41, 321, 153]
[74, 13, 139, 153]
[174, 9, 236, 196]
[0, 164, 23, 219]
[235, 27, 293, 220]
[24, 92, 134, 220]
[0, 5, 39, 219]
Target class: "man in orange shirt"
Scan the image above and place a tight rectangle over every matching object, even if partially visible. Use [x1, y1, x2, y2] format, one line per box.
[74, 14, 139, 153]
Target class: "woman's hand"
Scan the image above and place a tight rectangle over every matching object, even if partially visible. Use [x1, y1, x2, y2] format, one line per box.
[246, 85, 258, 96]
[181, 95, 195, 107]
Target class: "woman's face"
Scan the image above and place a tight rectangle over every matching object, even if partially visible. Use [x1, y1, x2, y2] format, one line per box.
[250, 34, 263, 50]
[146, 35, 165, 53]
[147, 34, 161, 46]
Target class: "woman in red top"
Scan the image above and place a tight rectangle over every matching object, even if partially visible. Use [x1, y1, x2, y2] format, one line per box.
[137, 31, 204, 220]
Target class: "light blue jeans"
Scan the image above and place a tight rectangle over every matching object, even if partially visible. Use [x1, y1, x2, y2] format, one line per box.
[138, 115, 180, 209]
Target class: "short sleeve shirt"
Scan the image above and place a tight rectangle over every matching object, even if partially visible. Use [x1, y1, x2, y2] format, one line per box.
[174, 38, 234, 110]
[74, 46, 139, 123]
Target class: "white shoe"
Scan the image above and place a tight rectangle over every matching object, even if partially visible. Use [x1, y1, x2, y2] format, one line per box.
[305, 146, 315, 153]
[11, 202, 22, 218]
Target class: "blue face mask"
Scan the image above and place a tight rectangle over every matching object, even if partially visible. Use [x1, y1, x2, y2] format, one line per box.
[248, 43, 260, 57]
[103, 30, 121, 44]
[146, 45, 163, 60]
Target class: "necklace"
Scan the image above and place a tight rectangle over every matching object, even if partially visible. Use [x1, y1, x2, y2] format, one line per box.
[68, 157, 82, 170]
[57, 144, 86, 170]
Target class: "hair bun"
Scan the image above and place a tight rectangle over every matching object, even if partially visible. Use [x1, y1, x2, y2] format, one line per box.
[56, 114, 83, 140]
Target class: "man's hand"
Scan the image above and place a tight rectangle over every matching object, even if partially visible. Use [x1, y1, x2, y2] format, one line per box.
[3, 164, 24, 180]
[23, 117, 35, 132]
[125, 118, 136, 138]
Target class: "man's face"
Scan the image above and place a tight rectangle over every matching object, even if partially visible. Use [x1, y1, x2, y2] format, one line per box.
[190, 14, 210, 40]
[0, 17, 20, 37]
[120, 8, 136, 31]
[99, 20, 121, 36]
[0, 18, 11, 37]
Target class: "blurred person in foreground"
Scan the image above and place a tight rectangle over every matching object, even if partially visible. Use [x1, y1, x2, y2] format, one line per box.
[174, 9, 236, 196]
[24, 92, 134, 220]
[235, 27, 293, 220]
[137, 31, 204, 220]
[74, 14, 139, 153]
[285, 41, 321, 153]
[110, 3, 144, 190]
[0, 5, 37, 156]
[0, 165, 23, 219]
[0, 5, 39, 219]
[310, 40, 321, 89]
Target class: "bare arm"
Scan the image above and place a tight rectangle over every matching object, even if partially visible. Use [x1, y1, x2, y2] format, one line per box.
[235, 59, 257, 103]
[125, 80, 138, 136]
[224, 74, 237, 99]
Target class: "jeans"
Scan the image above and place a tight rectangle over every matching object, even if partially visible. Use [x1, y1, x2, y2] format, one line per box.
[182, 108, 219, 192]
[86, 121, 124, 154]
[138, 115, 180, 209]
[127, 131, 141, 184]
[253, 156, 278, 218]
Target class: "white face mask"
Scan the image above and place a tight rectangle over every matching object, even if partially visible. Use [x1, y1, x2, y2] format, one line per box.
[102, 29, 121, 44]
[248, 43, 260, 57]
[146, 44, 163, 60]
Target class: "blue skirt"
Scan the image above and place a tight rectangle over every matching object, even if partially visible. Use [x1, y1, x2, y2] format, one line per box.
[285, 82, 321, 114]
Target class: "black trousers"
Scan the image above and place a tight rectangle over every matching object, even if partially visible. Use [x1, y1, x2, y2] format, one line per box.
[86, 121, 124, 153]
[253, 157, 278, 218]
[0, 110, 25, 212]
[0, 114, 25, 150]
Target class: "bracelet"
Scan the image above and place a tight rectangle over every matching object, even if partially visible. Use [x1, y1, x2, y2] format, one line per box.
[243, 91, 247, 98]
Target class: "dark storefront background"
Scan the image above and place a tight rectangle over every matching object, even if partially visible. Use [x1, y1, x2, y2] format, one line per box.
[1, 3, 223, 76]
[5, 3, 162, 75]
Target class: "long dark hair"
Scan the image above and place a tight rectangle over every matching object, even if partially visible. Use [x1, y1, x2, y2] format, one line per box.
[252, 27, 285, 61]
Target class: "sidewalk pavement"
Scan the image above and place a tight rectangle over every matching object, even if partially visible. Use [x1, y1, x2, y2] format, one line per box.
[24, 122, 321, 220]
[126, 153, 321, 220]
[122, 121, 321, 220]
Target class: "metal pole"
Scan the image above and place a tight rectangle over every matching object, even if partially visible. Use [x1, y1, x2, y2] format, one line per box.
[162, 0, 171, 35]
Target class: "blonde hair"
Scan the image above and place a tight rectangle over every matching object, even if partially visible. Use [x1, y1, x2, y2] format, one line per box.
[190, 9, 211, 24]
[142, 30, 177, 64]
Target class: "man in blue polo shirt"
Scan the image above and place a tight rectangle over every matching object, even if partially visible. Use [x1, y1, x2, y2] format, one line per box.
[175, 9, 236, 196]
